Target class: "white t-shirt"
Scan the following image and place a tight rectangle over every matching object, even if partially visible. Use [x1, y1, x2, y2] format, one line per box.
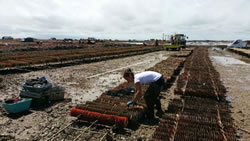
[134, 71, 162, 85]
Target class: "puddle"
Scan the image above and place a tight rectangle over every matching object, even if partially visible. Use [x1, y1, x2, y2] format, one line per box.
[211, 56, 248, 66]
[211, 47, 223, 51]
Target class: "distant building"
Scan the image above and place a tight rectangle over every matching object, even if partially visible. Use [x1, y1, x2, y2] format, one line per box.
[79, 39, 85, 44]
[23, 37, 34, 42]
[2, 36, 14, 40]
[63, 38, 73, 43]
[87, 37, 96, 44]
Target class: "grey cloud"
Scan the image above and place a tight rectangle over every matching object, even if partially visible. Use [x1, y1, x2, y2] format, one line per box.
[0, 0, 250, 40]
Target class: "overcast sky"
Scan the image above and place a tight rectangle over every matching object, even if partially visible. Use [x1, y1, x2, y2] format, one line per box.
[0, 0, 249, 40]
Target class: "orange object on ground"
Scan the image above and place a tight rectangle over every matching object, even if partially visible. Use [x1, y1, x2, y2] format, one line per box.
[70, 108, 128, 128]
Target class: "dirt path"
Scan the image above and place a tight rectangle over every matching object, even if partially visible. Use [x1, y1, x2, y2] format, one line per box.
[209, 47, 250, 141]
[0, 50, 177, 140]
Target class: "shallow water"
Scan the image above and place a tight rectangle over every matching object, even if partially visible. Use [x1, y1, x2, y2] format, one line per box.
[211, 56, 248, 66]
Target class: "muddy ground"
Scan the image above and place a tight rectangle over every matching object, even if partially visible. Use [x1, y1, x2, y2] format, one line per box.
[0, 47, 249, 140]
[0, 51, 176, 140]
[209, 47, 250, 141]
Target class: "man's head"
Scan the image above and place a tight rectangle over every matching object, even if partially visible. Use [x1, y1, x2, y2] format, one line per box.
[123, 68, 134, 83]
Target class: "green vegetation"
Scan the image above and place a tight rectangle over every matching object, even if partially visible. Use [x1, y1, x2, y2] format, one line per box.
[162, 45, 181, 51]
[163, 45, 181, 48]
[215, 45, 227, 48]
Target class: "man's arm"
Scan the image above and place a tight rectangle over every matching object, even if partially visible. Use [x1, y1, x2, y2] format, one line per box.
[132, 82, 143, 102]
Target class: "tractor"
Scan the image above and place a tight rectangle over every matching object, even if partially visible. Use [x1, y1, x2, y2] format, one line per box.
[165, 34, 188, 51]
[171, 34, 187, 47]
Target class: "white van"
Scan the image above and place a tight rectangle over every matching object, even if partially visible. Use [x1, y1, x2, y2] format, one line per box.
[228, 40, 250, 48]
[228, 40, 246, 48]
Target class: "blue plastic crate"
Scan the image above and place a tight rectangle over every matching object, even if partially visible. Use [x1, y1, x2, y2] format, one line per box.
[2, 98, 32, 114]
[23, 82, 52, 93]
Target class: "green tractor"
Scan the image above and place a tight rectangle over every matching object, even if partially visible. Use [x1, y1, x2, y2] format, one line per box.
[165, 34, 188, 51]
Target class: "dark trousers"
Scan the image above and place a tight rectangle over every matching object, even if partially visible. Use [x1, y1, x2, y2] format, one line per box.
[144, 77, 164, 119]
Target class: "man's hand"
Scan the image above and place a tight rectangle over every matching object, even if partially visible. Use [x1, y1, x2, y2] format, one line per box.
[127, 100, 136, 107]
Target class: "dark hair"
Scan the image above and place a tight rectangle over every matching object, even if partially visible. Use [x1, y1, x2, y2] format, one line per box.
[123, 68, 134, 78]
